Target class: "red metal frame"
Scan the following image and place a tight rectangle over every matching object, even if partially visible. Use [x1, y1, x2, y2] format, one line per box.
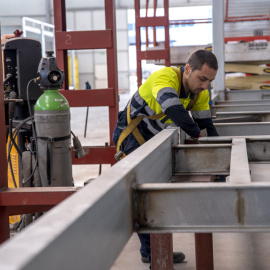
[53, 0, 119, 162]
[135, 0, 170, 88]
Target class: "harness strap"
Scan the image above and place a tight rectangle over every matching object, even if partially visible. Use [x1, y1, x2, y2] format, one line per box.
[116, 98, 164, 153]
[186, 94, 199, 111]
[37, 134, 71, 185]
[115, 67, 198, 159]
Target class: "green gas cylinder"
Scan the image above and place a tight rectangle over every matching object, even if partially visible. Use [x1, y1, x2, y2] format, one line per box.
[34, 89, 73, 187]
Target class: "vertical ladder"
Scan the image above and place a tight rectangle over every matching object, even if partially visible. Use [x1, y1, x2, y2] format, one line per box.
[53, 0, 119, 165]
[134, 0, 170, 88]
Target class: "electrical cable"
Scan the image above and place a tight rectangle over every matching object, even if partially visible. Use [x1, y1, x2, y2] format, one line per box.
[22, 78, 39, 184]
[3, 73, 12, 83]
[6, 77, 40, 187]
[9, 119, 22, 157]
[7, 116, 32, 188]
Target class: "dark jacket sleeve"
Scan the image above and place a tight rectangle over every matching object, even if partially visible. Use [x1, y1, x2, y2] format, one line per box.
[193, 117, 219, 136]
[165, 104, 201, 138]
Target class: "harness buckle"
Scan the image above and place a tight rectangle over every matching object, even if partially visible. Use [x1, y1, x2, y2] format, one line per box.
[114, 151, 126, 161]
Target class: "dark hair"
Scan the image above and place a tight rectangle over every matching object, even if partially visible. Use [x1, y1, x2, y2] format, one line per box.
[187, 50, 218, 71]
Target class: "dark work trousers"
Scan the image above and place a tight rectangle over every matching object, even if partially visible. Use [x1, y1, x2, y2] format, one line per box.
[113, 117, 152, 265]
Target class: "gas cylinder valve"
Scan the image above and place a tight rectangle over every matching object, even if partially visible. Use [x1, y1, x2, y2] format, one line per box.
[37, 51, 64, 90]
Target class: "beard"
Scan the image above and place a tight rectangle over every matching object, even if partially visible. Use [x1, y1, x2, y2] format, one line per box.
[186, 77, 204, 95]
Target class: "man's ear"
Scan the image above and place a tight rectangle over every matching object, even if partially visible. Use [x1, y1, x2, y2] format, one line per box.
[184, 64, 191, 75]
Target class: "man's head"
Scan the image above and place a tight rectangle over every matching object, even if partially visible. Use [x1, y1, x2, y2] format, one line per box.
[183, 50, 218, 95]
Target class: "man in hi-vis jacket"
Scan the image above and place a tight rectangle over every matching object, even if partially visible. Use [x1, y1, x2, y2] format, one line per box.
[113, 49, 219, 267]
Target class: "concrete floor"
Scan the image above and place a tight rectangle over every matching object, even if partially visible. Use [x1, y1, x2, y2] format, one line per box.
[70, 92, 270, 270]
[110, 232, 270, 270]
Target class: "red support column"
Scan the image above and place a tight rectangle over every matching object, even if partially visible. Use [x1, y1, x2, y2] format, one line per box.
[195, 233, 214, 270]
[135, 0, 170, 88]
[105, 0, 119, 145]
[151, 233, 173, 270]
[135, 0, 142, 88]
[53, 0, 69, 89]
[0, 27, 10, 244]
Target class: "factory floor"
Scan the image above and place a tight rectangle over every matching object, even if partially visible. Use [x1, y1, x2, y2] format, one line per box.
[70, 92, 270, 270]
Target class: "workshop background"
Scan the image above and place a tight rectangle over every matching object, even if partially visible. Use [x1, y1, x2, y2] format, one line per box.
[1, 1, 270, 270]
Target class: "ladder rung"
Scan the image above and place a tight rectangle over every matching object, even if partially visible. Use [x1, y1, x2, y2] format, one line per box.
[55, 30, 112, 50]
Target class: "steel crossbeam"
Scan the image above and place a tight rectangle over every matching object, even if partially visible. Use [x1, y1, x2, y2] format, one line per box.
[212, 104, 270, 113]
[135, 182, 270, 232]
[215, 122, 270, 136]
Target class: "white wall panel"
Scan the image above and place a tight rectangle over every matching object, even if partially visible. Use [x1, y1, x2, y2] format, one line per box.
[66, 12, 75, 30]
[0, 0, 47, 16]
[75, 11, 92, 31]
[79, 73, 95, 89]
[118, 71, 129, 92]
[117, 31, 129, 51]
[77, 51, 94, 73]
[92, 10, 105, 30]
[117, 51, 129, 72]
[116, 9, 128, 30]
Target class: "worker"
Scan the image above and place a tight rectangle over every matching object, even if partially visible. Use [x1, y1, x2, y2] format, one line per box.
[112, 49, 219, 266]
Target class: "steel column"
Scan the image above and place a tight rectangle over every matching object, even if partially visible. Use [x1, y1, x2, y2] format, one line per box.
[53, 0, 68, 88]
[105, 0, 119, 146]
[151, 234, 173, 270]
[195, 234, 214, 270]
[0, 26, 10, 244]
[212, 0, 225, 93]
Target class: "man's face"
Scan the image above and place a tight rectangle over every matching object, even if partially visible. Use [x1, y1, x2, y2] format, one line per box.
[184, 63, 217, 95]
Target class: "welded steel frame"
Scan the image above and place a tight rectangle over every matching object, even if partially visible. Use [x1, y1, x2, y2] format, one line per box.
[134, 0, 170, 88]
[1, 129, 270, 270]
[53, 0, 119, 164]
[211, 89, 270, 125]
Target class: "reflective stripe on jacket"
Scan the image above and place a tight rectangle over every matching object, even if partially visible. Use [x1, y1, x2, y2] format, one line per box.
[129, 66, 214, 137]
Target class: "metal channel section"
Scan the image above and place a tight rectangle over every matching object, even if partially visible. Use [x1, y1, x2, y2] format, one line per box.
[211, 90, 270, 130]
[135, 135, 270, 233]
[214, 90, 270, 102]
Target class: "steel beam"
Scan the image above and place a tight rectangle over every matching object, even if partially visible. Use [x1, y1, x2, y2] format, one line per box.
[0, 129, 178, 270]
[213, 104, 270, 113]
[214, 111, 270, 122]
[215, 100, 270, 105]
[59, 89, 115, 107]
[216, 90, 270, 102]
[215, 122, 270, 136]
[135, 182, 270, 232]
[0, 187, 78, 215]
[229, 138, 250, 183]
[173, 144, 231, 175]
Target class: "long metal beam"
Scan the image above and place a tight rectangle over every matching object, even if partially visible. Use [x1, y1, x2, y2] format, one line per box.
[215, 122, 270, 136]
[215, 100, 270, 105]
[135, 182, 270, 233]
[213, 104, 270, 113]
[216, 90, 270, 102]
[214, 111, 270, 122]
[0, 129, 178, 270]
